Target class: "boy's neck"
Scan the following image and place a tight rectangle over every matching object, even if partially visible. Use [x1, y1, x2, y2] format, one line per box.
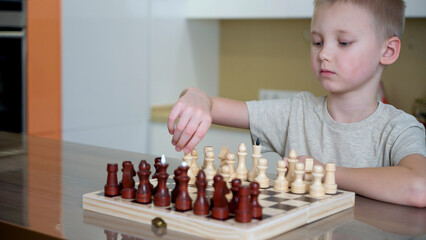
[327, 93, 379, 124]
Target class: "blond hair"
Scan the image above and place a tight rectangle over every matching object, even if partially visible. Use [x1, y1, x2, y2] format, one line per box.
[314, 0, 406, 40]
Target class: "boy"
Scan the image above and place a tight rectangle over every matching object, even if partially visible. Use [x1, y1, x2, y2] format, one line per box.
[167, 0, 426, 207]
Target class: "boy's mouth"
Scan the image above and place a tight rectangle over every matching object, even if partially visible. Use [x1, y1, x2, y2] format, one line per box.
[320, 68, 335, 76]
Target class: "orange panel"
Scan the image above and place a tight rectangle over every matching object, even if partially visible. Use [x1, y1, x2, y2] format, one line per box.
[27, 0, 61, 139]
[27, 136, 63, 238]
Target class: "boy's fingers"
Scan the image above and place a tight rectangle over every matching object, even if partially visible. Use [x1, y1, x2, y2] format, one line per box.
[282, 157, 289, 167]
[171, 112, 191, 146]
[183, 121, 210, 154]
[175, 118, 200, 151]
[168, 103, 183, 134]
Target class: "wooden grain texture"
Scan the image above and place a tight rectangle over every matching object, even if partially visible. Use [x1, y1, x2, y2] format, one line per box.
[83, 183, 355, 240]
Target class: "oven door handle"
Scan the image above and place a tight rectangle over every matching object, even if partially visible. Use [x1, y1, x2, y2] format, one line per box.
[0, 30, 25, 38]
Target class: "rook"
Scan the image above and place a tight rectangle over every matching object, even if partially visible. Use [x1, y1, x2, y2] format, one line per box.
[105, 163, 120, 197]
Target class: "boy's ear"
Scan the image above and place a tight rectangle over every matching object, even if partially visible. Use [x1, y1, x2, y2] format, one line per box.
[380, 36, 401, 65]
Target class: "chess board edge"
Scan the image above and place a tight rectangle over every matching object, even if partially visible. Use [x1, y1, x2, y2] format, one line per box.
[82, 190, 355, 240]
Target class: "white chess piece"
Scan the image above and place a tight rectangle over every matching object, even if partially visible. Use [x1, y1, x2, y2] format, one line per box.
[304, 158, 314, 192]
[248, 143, 262, 181]
[291, 162, 306, 194]
[235, 143, 248, 180]
[309, 165, 325, 197]
[324, 163, 337, 194]
[203, 146, 214, 170]
[226, 153, 236, 181]
[203, 151, 216, 181]
[217, 146, 230, 174]
[191, 149, 200, 177]
[221, 165, 232, 192]
[255, 158, 269, 188]
[183, 153, 196, 184]
[274, 160, 289, 192]
[286, 149, 298, 183]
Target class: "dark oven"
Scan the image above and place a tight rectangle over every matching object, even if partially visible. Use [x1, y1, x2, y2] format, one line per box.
[0, 0, 26, 133]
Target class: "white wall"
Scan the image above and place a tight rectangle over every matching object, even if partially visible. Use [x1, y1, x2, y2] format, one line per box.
[150, 0, 219, 106]
[61, 0, 151, 153]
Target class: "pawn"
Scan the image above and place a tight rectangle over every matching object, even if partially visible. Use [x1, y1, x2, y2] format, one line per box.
[171, 167, 182, 203]
[324, 163, 337, 194]
[310, 165, 325, 198]
[235, 186, 251, 223]
[226, 153, 237, 181]
[193, 170, 210, 215]
[212, 175, 230, 220]
[136, 160, 152, 204]
[248, 140, 262, 181]
[121, 161, 136, 199]
[154, 155, 171, 207]
[286, 149, 298, 183]
[274, 160, 289, 192]
[228, 179, 242, 214]
[255, 158, 269, 188]
[291, 162, 306, 194]
[175, 162, 192, 211]
[304, 158, 314, 192]
[152, 157, 162, 195]
[105, 163, 120, 197]
[191, 149, 200, 177]
[203, 151, 217, 180]
[202, 146, 214, 170]
[183, 153, 196, 184]
[235, 143, 248, 180]
[250, 182, 262, 219]
[220, 165, 232, 192]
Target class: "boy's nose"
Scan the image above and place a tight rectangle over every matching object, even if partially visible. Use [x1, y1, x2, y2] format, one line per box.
[319, 45, 331, 62]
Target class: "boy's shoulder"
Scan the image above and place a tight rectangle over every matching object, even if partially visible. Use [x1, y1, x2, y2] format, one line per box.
[379, 102, 425, 131]
[291, 91, 325, 107]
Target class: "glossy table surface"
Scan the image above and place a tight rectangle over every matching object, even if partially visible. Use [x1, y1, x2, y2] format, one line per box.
[0, 132, 425, 240]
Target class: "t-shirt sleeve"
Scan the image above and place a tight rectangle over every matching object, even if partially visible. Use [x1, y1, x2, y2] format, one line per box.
[391, 123, 426, 166]
[245, 98, 293, 155]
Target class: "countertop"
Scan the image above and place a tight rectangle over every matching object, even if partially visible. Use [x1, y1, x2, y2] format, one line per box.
[0, 132, 425, 239]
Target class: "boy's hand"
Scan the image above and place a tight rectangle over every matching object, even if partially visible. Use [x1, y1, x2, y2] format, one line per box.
[168, 88, 212, 154]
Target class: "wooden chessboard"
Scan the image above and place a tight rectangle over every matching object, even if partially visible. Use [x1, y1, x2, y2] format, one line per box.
[83, 177, 355, 240]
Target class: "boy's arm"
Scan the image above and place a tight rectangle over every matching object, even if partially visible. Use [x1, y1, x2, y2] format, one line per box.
[335, 154, 426, 208]
[168, 87, 249, 154]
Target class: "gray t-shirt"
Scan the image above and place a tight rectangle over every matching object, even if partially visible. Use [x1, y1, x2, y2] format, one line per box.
[246, 92, 426, 167]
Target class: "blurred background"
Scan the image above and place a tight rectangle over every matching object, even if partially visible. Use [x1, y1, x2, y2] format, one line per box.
[0, 0, 425, 160]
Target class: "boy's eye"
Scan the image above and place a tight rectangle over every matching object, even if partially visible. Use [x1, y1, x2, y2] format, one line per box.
[312, 41, 323, 47]
[339, 41, 351, 46]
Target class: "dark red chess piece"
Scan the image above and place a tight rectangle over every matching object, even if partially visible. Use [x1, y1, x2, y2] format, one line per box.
[175, 163, 192, 211]
[193, 170, 209, 215]
[136, 160, 152, 204]
[104, 229, 118, 240]
[235, 185, 252, 223]
[119, 161, 134, 191]
[121, 161, 136, 199]
[228, 178, 242, 214]
[154, 158, 171, 207]
[250, 181, 262, 219]
[152, 157, 162, 195]
[105, 163, 120, 197]
[212, 174, 230, 220]
[171, 167, 182, 203]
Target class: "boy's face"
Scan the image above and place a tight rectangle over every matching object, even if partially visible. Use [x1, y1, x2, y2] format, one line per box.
[310, 2, 384, 95]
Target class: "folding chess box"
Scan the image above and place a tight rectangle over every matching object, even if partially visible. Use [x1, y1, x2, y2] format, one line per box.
[83, 178, 355, 240]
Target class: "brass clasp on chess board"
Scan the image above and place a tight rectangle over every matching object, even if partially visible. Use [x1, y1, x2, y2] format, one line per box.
[151, 217, 167, 228]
